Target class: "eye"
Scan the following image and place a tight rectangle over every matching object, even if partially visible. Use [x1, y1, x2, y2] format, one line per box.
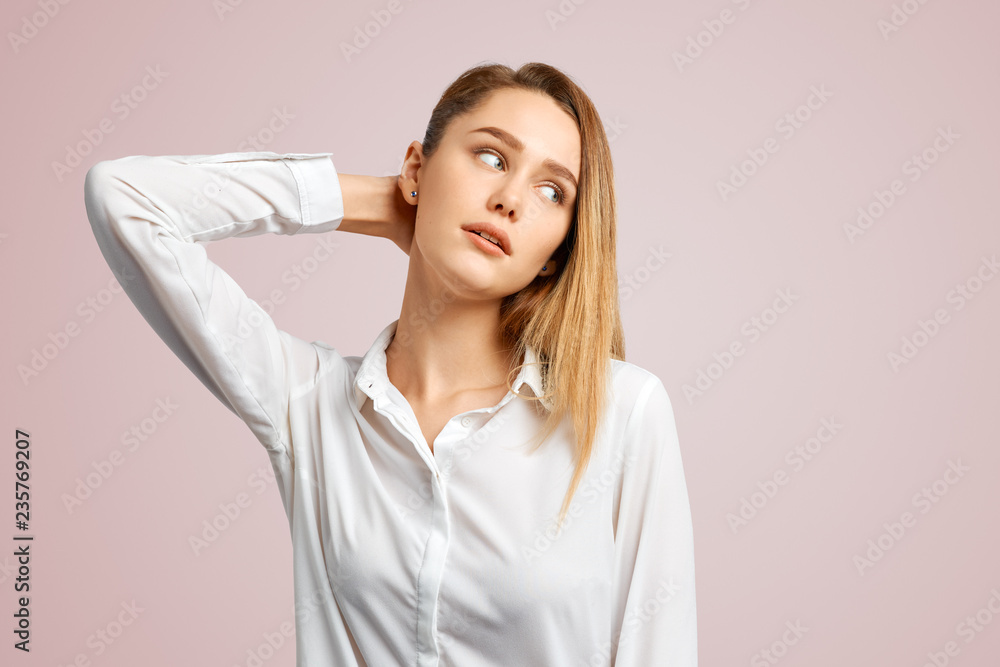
[474, 145, 566, 205]
[540, 183, 564, 205]
[475, 147, 504, 171]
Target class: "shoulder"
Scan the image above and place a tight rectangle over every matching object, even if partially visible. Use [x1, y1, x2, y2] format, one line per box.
[605, 359, 679, 464]
[608, 358, 673, 416]
[282, 339, 356, 401]
[600, 360, 686, 524]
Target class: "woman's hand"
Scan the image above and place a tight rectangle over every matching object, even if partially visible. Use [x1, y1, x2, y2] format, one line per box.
[337, 173, 417, 256]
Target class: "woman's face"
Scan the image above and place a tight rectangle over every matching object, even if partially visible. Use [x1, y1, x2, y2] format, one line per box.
[404, 87, 581, 302]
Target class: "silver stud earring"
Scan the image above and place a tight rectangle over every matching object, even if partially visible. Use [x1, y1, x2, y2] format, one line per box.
[542, 266, 547, 271]
[410, 191, 417, 197]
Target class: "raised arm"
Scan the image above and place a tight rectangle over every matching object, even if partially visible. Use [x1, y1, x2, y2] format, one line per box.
[82, 151, 393, 455]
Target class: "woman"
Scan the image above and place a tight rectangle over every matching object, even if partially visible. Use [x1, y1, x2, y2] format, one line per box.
[84, 61, 697, 666]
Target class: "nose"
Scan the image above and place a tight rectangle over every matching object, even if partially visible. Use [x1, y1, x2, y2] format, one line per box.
[493, 198, 518, 220]
[490, 182, 522, 221]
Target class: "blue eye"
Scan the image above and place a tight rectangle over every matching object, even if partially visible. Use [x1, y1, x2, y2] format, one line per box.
[474, 146, 566, 205]
[540, 185, 561, 204]
[476, 149, 504, 171]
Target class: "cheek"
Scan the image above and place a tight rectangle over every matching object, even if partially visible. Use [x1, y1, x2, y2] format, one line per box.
[519, 231, 566, 270]
[542, 219, 572, 255]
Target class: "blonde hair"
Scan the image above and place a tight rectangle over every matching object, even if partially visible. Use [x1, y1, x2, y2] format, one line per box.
[421, 62, 625, 528]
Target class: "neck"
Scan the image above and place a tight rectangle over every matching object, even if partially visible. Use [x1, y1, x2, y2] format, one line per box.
[385, 258, 517, 405]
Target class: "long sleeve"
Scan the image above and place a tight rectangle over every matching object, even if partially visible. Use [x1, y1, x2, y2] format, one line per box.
[611, 376, 698, 665]
[83, 151, 345, 456]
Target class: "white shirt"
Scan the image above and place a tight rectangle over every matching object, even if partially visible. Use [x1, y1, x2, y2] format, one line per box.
[83, 151, 697, 666]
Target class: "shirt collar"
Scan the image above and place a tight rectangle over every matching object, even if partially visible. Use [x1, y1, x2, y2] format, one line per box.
[353, 319, 550, 412]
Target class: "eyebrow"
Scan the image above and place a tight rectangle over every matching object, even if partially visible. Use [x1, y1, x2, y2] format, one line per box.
[470, 126, 579, 192]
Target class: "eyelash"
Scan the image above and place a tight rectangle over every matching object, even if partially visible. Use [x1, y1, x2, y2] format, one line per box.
[472, 145, 566, 205]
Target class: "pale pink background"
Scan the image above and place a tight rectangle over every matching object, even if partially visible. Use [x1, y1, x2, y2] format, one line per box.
[2, 0, 999, 665]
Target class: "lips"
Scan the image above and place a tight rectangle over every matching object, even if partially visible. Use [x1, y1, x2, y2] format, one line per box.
[461, 222, 511, 255]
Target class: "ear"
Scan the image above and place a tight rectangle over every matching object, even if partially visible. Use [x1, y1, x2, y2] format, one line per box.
[398, 140, 424, 203]
[538, 259, 557, 277]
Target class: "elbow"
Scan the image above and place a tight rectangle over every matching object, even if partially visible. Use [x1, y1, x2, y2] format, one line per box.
[83, 158, 133, 237]
[83, 159, 114, 221]
[83, 159, 118, 214]
[83, 158, 137, 256]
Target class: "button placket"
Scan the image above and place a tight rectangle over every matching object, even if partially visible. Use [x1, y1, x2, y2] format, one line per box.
[432, 431, 460, 484]
[371, 393, 442, 481]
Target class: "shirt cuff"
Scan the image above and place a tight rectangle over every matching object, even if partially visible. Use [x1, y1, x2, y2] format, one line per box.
[283, 153, 345, 231]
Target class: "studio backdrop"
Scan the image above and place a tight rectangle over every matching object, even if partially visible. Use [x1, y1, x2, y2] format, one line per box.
[2, 0, 998, 665]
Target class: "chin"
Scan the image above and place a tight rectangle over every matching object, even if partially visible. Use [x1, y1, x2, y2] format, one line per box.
[448, 262, 517, 301]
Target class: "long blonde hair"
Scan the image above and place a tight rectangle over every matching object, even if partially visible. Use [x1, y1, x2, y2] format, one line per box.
[421, 62, 625, 528]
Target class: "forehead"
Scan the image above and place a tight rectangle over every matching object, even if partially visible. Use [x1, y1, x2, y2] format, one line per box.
[449, 88, 581, 177]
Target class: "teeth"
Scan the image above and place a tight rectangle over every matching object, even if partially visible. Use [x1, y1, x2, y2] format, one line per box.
[475, 230, 502, 248]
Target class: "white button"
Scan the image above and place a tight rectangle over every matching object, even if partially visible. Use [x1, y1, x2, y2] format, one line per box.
[460, 416, 472, 427]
